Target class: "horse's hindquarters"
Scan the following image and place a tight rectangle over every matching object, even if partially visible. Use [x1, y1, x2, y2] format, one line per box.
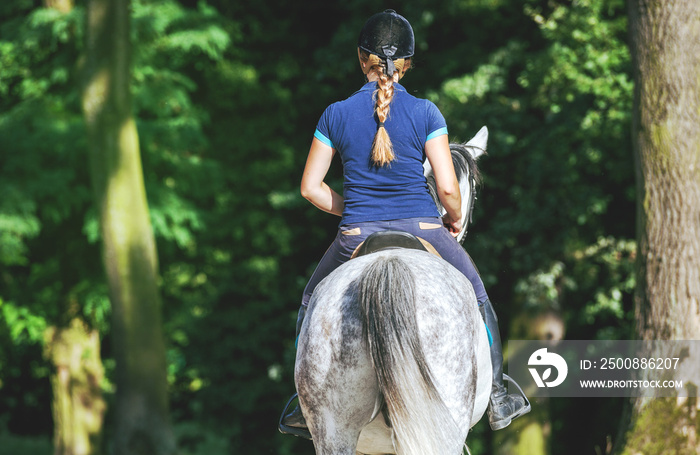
[295, 264, 383, 453]
[296, 250, 491, 455]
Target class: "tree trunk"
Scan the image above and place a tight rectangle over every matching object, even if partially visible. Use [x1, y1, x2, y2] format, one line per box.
[44, 0, 73, 13]
[81, 1, 176, 454]
[44, 318, 105, 455]
[621, 0, 700, 453]
[630, 0, 700, 343]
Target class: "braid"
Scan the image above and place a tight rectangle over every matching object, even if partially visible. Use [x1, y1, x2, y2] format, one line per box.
[372, 69, 395, 166]
[359, 50, 411, 167]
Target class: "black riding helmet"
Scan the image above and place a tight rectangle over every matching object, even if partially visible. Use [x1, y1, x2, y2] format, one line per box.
[358, 9, 414, 76]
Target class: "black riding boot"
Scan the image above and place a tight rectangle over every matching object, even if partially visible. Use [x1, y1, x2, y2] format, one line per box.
[479, 299, 531, 430]
[278, 305, 312, 439]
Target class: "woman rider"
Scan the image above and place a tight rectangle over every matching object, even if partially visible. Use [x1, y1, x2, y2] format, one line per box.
[280, 10, 530, 437]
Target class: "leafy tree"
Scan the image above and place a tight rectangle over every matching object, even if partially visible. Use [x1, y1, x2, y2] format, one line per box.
[82, 0, 178, 453]
[0, 2, 107, 452]
[430, 1, 635, 452]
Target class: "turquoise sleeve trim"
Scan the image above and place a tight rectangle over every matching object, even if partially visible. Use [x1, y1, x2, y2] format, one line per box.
[426, 127, 448, 142]
[314, 129, 335, 149]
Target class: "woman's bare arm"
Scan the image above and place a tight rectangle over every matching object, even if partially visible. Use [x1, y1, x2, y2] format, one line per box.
[300, 138, 344, 216]
[425, 134, 462, 236]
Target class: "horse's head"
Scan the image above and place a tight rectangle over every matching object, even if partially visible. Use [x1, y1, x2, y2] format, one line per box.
[424, 126, 487, 244]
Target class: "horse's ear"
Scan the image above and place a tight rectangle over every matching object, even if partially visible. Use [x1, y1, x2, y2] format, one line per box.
[465, 126, 488, 159]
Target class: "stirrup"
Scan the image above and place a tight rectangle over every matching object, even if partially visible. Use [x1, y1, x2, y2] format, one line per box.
[278, 393, 312, 440]
[503, 373, 531, 413]
[489, 374, 531, 430]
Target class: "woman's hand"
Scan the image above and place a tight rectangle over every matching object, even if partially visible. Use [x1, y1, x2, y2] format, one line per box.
[442, 213, 463, 237]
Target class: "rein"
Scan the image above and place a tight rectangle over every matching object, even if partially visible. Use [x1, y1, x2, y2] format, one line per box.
[463, 170, 477, 240]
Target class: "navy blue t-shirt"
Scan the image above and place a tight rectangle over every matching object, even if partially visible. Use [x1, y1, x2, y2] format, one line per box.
[315, 82, 447, 225]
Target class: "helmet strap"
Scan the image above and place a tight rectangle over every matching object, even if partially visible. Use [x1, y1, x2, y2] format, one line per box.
[382, 45, 397, 77]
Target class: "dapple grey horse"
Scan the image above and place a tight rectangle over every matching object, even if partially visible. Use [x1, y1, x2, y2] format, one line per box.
[295, 128, 491, 455]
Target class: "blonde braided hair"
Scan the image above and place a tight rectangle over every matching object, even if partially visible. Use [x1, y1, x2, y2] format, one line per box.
[359, 50, 410, 167]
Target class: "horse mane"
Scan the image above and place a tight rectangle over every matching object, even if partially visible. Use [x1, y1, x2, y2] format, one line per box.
[451, 142, 483, 186]
[426, 142, 483, 213]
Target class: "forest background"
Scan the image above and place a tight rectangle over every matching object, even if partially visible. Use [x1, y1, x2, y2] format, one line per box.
[0, 0, 651, 453]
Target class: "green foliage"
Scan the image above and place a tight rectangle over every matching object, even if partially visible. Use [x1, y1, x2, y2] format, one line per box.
[513, 236, 636, 340]
[0, 299, 47, 345]
[0, 1, 98, 437]
[0, 188, 40, 266]
[0, 430, 51, 455]
[173, 421, 231, 455]
[434, 0, 634, 308]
